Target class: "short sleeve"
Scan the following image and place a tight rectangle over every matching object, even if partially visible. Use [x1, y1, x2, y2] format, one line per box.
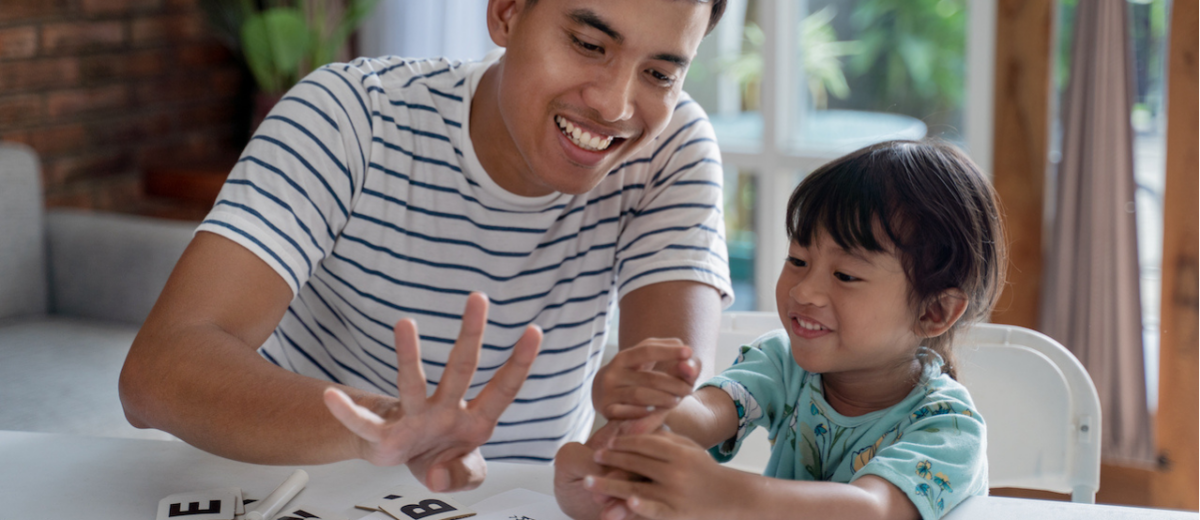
[613, 97, 733, 308]
[699, 330, 795, 461]
[196, 65, 372, 294]
[853, 397, 989, 520]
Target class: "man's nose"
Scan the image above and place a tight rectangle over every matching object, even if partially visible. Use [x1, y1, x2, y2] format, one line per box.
[583, 65, 636, 123]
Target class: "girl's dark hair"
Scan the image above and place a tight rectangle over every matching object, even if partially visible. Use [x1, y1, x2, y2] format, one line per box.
[785, 140, 1006, 379]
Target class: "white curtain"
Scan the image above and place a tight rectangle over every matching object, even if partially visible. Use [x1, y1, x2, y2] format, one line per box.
[358, 0, 496, 62]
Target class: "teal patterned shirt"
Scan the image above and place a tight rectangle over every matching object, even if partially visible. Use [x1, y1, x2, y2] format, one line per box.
[701, 330, 988, 520]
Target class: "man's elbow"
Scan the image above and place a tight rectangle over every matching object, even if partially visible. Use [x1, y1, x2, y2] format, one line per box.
[117, 348, 159, 430]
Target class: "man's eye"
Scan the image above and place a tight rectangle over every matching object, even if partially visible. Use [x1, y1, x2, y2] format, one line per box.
[571, 35, 603, 54]
[648, 69, 675, 86]
[834, 272, 859, 282]
[787, 256, 806, 267]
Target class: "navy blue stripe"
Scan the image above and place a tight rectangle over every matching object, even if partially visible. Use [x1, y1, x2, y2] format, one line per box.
[252, 135, 349, 219]
[337, 232, 613, 284]
[320, 260, 608, 332]
[635, 202, 721, 218]
[497, 399, 581, 427]
[360, 188, 549, 234]
[487, 455, 554, 462]
[238, 156, 336, 241]
[264, 115, 352, 195]
[299, 76, 367, 173]
[372, 137, 465, 174]
[217, 200, 314, 276]
[426, 86, 462, 102]
[305, 283, 400, 371]
[616, 223, 720, 255]
[286, 307, 392, 392]
[402, 66, 452, 87]
[225, 179, 326, 257]
[260, 348, 282, 367]
[618, 244, 729, 274]
[652, 157, 722, 188]
[280, 96, 338, 130]
[351, 212, 534, 257]
[372, 111, 455, 145]
[203, 219, 300, 289]
[618, 265, 730, 293]
[278, 329, 344, 384]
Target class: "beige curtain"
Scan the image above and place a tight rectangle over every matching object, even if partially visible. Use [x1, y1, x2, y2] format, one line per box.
[1039, 0, 1154, 463]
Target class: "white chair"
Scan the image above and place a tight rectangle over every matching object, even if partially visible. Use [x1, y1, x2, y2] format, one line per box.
[957, 323, 1102, 503]
[713, 313, 1103, 504]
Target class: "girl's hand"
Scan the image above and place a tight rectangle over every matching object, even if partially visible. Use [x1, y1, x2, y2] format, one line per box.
[584, 428, 749, 520]
[592, 338, 700, 420]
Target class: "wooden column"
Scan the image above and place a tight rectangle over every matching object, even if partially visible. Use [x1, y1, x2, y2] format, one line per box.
[1153, 0, 1199, 509]
[990, 0, 1055, 329]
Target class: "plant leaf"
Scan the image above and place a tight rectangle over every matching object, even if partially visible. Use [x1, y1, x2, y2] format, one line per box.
[241, 12, 281, 93]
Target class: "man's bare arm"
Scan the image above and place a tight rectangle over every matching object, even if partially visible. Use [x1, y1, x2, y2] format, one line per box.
[119, 232, 541, 493]
[618, 280, 723, 379]
[119, 231, 372, 464]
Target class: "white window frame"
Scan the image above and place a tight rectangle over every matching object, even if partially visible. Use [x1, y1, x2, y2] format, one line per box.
[717, 0, 997, 311]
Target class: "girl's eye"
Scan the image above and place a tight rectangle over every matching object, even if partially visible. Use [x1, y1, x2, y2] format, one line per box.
[834, 272, 859, 282]
[787, 256, 807, 267]
[571, 35, 603, 54]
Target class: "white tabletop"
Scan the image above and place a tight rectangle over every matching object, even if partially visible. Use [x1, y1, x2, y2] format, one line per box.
[0, 430, 1194, 520]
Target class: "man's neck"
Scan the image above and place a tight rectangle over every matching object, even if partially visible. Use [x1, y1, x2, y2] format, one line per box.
[469, 61, 551, 198]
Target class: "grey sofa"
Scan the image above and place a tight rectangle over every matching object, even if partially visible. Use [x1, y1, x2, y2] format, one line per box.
[0, 142, 197, 440]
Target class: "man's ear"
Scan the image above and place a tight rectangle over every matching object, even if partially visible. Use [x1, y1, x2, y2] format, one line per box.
[917, 288, 969, 338]
[486, 0, 525, 48]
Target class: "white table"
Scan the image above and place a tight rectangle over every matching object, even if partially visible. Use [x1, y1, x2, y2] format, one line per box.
[1, 430, 1194, 520]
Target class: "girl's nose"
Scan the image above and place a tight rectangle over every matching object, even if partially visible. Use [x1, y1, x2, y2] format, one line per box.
[789, 273, 828, 307]
[582, 65, 636, 123]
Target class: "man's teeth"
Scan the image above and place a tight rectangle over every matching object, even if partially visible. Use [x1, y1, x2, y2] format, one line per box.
[556, 116, 614, 152]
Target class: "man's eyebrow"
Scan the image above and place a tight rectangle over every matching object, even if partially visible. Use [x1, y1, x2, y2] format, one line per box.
[568, 9, 691, 69]
[652, 52, 690, 69]
[569, 9, 623, 44]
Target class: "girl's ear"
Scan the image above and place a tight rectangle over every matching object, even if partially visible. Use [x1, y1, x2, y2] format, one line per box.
[486, 0, 526, 48]
[917, 288, 969, 338]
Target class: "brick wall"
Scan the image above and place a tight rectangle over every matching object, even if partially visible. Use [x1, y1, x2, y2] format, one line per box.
[0, 0, 246, 214]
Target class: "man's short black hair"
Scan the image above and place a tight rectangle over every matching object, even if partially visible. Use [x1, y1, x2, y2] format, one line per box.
[525, 0, 728, 35]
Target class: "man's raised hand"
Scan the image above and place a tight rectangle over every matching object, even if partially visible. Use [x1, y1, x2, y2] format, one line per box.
[322, 292, 541, 492]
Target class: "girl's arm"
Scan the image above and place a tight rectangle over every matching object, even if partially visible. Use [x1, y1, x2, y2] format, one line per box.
[586, 429, 920, 520]
[660, 386, 740, 449]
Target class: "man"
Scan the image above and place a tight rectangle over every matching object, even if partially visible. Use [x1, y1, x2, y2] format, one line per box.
[119, 0, 730, 494]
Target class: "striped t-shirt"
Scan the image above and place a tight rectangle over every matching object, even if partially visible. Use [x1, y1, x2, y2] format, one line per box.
[198, 51, 733, 462]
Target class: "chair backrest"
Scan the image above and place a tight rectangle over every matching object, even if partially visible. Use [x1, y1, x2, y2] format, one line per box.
[957, 323, 1101, 503]
[713, 314, 1102, 504]
[0, 142, 48, 320]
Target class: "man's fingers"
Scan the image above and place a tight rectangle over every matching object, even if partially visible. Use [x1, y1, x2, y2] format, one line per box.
[323, 387, 384, 443]
[426, 448, 487, 492]
[393, 319, 429, 411]
[435, 293, 489, 402]
[471, 323, 541, 420]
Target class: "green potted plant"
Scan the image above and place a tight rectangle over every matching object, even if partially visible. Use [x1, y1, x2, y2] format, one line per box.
[200, 0, 380, 127]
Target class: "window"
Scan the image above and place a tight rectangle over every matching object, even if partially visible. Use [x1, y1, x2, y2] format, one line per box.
[688, 0, 995, 311]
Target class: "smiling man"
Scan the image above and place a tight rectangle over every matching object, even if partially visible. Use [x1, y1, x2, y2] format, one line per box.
[119, 0, 730, 494]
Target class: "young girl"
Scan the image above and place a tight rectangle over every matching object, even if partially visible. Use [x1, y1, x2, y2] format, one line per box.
[562, 140, 1006, 520]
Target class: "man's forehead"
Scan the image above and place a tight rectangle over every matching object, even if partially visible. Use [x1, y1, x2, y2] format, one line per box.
[543, 0, 710, 56]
